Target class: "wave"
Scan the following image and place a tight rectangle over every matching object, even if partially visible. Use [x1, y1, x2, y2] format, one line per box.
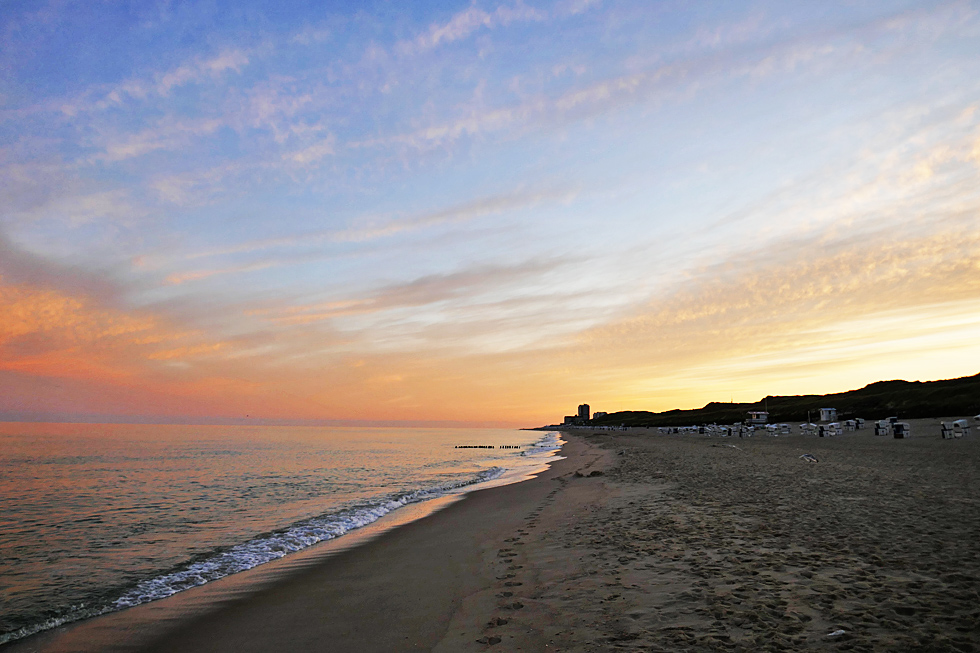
[528, 431, 564, 453]
[114, 466, 506, 608]
[0, 466, 506, 646]
[1, 433, 566, 647]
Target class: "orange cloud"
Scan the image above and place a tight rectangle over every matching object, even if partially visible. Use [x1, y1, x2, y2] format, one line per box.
[0, 276, 250, 418]
[551, 216, 980, 412]
[3, 202, 979, 428]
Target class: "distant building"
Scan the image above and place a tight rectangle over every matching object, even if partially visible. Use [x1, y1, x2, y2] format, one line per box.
[563, 415, 581, 425]
[578, 404, 590, 421]
[746, 411, 769, 425]
[593, 411, 608, 419]
[819, 407, 838, 422]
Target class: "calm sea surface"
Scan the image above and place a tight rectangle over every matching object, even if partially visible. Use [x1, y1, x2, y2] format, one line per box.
[0, 423, 562, 644]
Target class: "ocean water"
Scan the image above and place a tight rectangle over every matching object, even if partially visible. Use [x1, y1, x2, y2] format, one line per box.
[0, 423, 563, 645]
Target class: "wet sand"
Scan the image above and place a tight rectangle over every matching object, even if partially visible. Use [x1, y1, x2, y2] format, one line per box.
[9, 418, 980, 652]
[5, 436, 612, 653]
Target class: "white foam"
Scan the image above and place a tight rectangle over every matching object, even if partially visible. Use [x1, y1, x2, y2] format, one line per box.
[3, 433, 567, 646]
[0, 604, 111, 646]
[113, 467, 505, 608]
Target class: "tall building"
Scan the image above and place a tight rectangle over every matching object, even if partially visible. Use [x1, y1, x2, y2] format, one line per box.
[578, 404, 590, 421]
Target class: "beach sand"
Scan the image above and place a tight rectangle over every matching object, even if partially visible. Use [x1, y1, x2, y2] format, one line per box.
[8, 418, 979, 652]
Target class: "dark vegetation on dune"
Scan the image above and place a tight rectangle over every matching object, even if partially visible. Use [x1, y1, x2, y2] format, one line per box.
[588, 373, 980, 427]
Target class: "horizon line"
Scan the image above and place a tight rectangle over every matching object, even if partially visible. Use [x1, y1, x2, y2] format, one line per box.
[0, 412, 525, 429]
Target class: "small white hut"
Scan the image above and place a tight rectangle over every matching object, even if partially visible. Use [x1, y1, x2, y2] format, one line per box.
[746, 411, 769, 425]
[819, 407, 837, 422]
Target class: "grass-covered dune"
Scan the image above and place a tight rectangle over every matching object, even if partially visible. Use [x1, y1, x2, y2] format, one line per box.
[590, 373, 980, 428]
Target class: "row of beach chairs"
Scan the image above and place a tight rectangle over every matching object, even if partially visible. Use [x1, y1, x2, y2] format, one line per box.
[941, 419, 971, 439]
[651, 415, 978, 439]
[874, 418, 912, 438]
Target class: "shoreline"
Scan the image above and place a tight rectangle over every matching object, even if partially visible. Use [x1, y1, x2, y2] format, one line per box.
[4, 433, 597, 652]
[9, 418, 980, 651]
[0, 429, 562, 651]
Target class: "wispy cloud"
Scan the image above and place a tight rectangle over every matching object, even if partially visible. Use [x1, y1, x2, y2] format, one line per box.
[284, 134, 337, 164]
[333, 187, 574, 242]
[3, 1, 979, 423]
[0, 228, 130, 307]
[95, 117, 224, 162]
[9, 189, 146, 227]
[361, 2, 976, 155]
[62, 49, 251, 116]
[183, 186, 575, 263]
[576, 214, 980, 371]
[251, 258, 562, 326]
[399, 2, 547, 54]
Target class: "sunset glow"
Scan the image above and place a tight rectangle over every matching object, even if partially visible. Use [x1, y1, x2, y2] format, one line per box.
[2, 0, 979, 425]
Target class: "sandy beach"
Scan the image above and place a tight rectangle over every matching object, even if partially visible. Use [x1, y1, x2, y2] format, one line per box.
[8, 418, 980, 652]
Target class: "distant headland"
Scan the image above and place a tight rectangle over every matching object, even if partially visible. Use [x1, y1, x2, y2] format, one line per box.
[546, 373, 980, 429]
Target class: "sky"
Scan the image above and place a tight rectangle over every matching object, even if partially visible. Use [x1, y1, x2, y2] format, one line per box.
[1, 0, 979, 426]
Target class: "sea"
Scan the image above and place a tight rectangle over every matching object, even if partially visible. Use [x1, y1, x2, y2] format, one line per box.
[0, 422, 563, 645]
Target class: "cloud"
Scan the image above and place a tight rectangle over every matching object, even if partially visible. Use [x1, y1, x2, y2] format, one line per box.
[249, 257, 565, 327]
[554, 0, 602, 17]
[62, 49, 251, 115]
[0, 159, 74, 217]
[0, 274, 233, 397]
[362, 2, 976, 155]
[332, 187, 573, 242]
[291, 27, 332, 46]
[0, 228, 129, 306]
[96, 117, 223, 161]
[184, 186, 574, 262]
[0, 281, 153, 356]
[285, 134, 337, 164]
[0, 276, 302, 420]
[8, 189, 145, 227]
[575, 214, 980, 372]
[402, 2, 547, 54]
[158, 50, 250, 94]
[165, 260, 281, 285]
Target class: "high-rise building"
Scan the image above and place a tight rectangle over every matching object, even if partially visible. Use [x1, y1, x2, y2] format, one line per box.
[578, 404, 590, 421]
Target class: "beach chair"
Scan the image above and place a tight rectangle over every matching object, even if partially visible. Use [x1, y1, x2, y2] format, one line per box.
[893, 422, 911, 439]
[952, 419, 969, 438]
